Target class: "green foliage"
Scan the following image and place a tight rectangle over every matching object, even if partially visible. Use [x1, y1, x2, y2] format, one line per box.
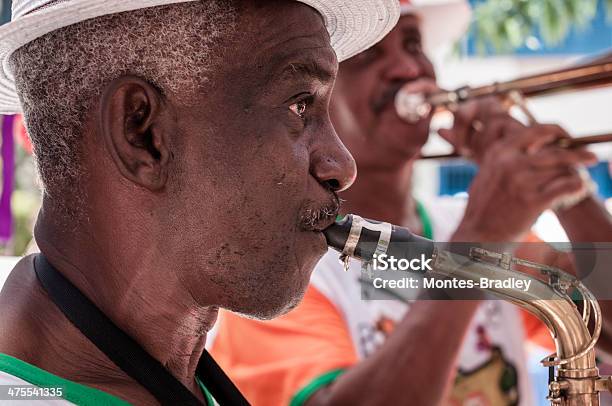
[471, 0, 608, 54]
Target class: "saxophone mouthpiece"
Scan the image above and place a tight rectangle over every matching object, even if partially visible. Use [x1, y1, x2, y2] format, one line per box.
[323, 214, 434, 264]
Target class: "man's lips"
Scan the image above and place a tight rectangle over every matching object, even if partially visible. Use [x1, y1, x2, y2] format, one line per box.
[299, 194, 340, 232]
[312, 213, 338, 232]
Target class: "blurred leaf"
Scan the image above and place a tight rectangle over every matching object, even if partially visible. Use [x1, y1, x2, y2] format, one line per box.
[504, 18, 524, 47]
[469, 0, 607, 54]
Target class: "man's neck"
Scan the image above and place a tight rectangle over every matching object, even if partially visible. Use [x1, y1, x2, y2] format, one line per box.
[0, 207, 217, 404]
[340, 162, 421, 232]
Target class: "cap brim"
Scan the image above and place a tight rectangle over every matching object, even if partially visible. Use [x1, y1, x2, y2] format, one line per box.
[0, 0, 399, 114]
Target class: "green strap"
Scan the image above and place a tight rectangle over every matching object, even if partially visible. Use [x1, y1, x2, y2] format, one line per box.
[0, 353, 214, 406]
[289, 369, 346, 406]
[196, 376, 215, 406]
[415, 200, 434, 239]
[0, 353, 129, 405]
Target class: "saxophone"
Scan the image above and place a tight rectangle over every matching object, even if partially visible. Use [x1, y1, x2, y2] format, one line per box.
[324, 214, 612, 405]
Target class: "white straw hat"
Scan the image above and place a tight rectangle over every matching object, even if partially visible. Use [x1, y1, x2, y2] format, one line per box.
[0, 0, 400, 114]
[400, 0, 471, 51]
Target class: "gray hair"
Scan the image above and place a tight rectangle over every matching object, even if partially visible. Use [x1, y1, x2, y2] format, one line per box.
[10, 1, 237, 206]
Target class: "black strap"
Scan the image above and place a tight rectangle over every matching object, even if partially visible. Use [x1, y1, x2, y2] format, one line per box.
[34, 254, 250, 406]
[197, 351, 250, 406]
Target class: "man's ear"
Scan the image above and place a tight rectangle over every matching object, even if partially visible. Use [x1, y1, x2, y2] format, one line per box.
[99, 76, 172, 191]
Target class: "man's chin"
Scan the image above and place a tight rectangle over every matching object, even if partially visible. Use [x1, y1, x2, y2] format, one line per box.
[229, 256, 319, 320]
[231, 276, 310, 321]
[248, 287, 308, 320]
[219, 232, 324, 320]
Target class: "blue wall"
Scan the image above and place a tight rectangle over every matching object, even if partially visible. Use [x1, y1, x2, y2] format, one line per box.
[439, 161, 612, 198]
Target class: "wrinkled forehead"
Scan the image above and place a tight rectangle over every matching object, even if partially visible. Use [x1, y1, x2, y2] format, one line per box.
[231, 1, 337, 85]
[243, 1, 332, 55]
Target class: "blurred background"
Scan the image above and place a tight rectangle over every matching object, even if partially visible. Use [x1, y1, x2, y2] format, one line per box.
[0, 0, 610, 404]
[415, 0, 612, 210]
[416, 1, 612, 404]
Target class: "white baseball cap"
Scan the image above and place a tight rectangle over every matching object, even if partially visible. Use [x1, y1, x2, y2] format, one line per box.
[400, 0, 472, 51]
[0, 0, 401, 113]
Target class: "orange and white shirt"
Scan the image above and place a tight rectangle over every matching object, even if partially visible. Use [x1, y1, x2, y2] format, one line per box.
[210, 197, 540, 406]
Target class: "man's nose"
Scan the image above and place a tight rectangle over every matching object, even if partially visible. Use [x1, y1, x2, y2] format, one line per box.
[383, 53, 422, 82]
[310, 129, 357, 193]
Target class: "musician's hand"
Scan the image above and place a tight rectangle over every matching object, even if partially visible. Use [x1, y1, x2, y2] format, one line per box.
[452, 125, 597, 243]
[438, 96, 524, 164]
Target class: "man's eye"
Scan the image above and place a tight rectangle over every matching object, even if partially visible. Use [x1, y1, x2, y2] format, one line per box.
[289, 98, 310, 119]
[404, 39, 423, 54]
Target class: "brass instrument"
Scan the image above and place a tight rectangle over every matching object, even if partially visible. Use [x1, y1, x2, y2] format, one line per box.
[325, 214, 612, 405]
[392, 57, 612, 160]
[421, 132, 612, 160]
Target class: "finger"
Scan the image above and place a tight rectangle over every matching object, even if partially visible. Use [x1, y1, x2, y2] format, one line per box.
[445, 100, 480, 151]
[442, 110, 518, 155]
[452, 99, 480, 128]
[509, 167, 573, 196]
[472, 113, 521, 152]
[538, 174, 584, 204]
[527, 124, 570, 154]
[525, 124, 574, 154]
[479, 95, 508, 116]
[457, 95, 508, 123]
[528, 148, 598, 169]
[438, 128, 458, 145]
[540, 123, 571, 140]
[499, 124, 551, 150]
[529, 167, 576, 191]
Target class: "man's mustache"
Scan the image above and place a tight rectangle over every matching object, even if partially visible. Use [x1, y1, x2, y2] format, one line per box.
[299, 193, 341, 232]
[371, 81, 406, 114]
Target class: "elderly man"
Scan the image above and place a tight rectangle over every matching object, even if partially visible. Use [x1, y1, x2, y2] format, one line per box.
[0, 0, 400, 404]
[209, 1, 610, 405]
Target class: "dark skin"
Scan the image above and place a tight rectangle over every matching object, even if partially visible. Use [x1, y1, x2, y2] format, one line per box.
[307, 14, 604, 406]
[0, 2, 356, 405]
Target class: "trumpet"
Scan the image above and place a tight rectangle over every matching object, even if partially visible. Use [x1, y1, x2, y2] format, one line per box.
[325, 214, 612, 405]
[393, 56, 612, 160]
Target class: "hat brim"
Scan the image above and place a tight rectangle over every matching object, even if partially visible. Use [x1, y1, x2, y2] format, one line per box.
[0, 0, 399, 114]
[402, 1, 471, 51]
